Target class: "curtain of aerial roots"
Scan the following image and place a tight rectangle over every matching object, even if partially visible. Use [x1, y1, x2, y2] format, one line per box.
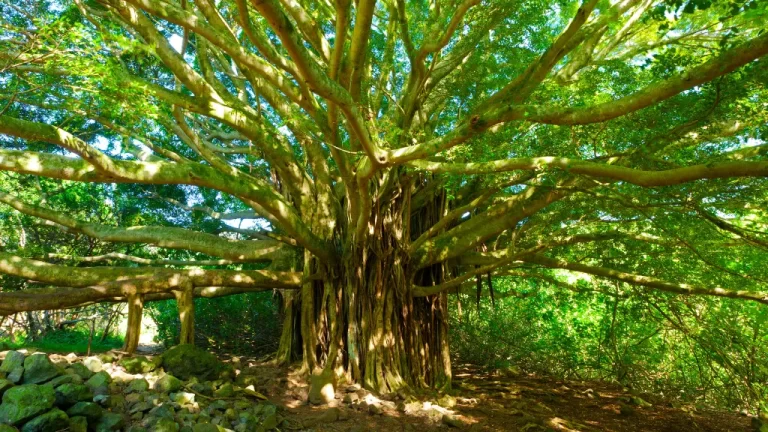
[277, 177, 452, 393]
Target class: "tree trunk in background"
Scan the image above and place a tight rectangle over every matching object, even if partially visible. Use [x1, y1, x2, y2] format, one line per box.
[123, 294, 144, 353]
[174, 287, 195, 345]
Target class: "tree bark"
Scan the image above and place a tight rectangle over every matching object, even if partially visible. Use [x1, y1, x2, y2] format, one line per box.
[173, 285, 195, 345]
[123, 294, 144, 353]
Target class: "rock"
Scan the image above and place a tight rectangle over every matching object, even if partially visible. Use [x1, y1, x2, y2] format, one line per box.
[302, 408, 339, 427]
[54, 383, 93, 408]
[21, 355, 59, 385]
[154, 417, 180, 432]
[193, 425, 223, 432]
[368, 404, 382, 415]
[7, 367, 23, 384]
[93, 394, 110, 406]
[171, 392, 195, 405]
[308, 368, 335, 405]
[84, 372, 111, 391]
[442, 414, 466, 428]
[48, 375, 76, 387]
[213, 383, 234, 398]
[343, 393, 359, 404]
[97, 354, 116, 365]
[126, 379, 149, 393]
[69, 415, 88, 432]
[82, 357, 103, 374]
[154, 375, 182, 393]
[0, 379, 13, 398]
[129, 402, 153, 414]
[120, 356, 159, 374]
[0, 351, 25, 373]
[69, 364, 93, 380]
[437, 394, 457, 408]
[66, 402, 103, 421]
[188, 382, 212, 396]
[20, 408, 69, 432]
[0, 384, 56, 425]
[631, 396, 652, 408]
[262, 412, 279, 430]
[159, 345, 230, 381]
[91, 412, 124, 432]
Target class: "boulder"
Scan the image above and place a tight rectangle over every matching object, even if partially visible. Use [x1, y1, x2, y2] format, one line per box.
[69, 416, 88, 432]
[20, 408, 69, 432]
[69, 364, 93, 380]
[48, 375, 76, 387]
[54, 384, 93, 408]
[0, 384, 56, 426]
[22, 355, 59, 385]
[0, 352, 25, 374]
[91, 412, 124, 432]
[66, 402, 103, 421]
[82, 357, 103, 373]
[308, 368, 336, 405]
[6, 367, 23, 385]
[159, 345, 230, 381]
[0, 379, 13, 398]
[126, 379, 149, 393]
[85, 372, 111, 391]
[442, 414, 466, 428]
[120, 356, 159, 374]
[154, 375, 182, 393]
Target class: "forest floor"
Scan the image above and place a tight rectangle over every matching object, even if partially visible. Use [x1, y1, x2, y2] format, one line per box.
[243, 359, 753, 432]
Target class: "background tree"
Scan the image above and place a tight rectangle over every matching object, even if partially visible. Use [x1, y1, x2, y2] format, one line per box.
[0, 0, 767, 395]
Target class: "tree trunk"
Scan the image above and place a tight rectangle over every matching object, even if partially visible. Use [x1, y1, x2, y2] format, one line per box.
[173, 286, 195, 345]
[123, 294, 144, 353]
[277, 179, 452, 394]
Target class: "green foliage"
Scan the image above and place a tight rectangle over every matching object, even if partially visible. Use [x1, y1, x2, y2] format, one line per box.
[148, 292, 281, 355]
[451, 276, 768, 410]
[0, 327, 123, 355]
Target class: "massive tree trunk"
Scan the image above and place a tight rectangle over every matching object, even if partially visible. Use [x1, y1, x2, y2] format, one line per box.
[123, 293, 144, 354]
[278, 180, 452, 393]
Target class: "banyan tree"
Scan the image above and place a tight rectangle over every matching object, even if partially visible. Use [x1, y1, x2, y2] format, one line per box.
[1, 0, 768, 395]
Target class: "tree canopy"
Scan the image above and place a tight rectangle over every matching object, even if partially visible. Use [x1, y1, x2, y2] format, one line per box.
[1, 0, 767, 393]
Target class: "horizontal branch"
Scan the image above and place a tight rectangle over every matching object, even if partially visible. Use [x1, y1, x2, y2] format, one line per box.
[407, 158, 768, 187]
[525, 254, 768, 306]
[42, 253, 246, 267]
[0, 191, 291, 262]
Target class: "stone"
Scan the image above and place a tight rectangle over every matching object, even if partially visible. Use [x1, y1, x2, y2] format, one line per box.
[631, 396, 652, 408]
[193, 425, 222, 432]
[85, 372, 111, 391]
[20, 408, 69, 432]
[442, 414, 466, 428]
[262, 412, 279, 430]
[159, 345, 230, 381]
[97, 353, 116, 364]
[69, 416, 88, 432]
[213, 383, 234, 398]
[308, 368, 335, 405]
[0, 379, 13, 398]
[126, 379, 149, 393]
[93, 394, 110, 406]
[154, 375, 182, 393]
[343, 393, 359, 404]
[0, 384, 56, 426]
[7, 367, 23, 384]
[48, 374, 76, 387]
[302, 408, 339, 427]
[129, 402, 153, 414]
[54, 383, 93, 408]
[22, 354, 60, 385]
[0, 351, 25, 373]
[171, 392, 195, 405]
[92, 412, 124, 432]
[69, 364, 93, 380]
[120, 356, 160, 374]
[189, 382, 212, 396]
[154, 417, 180, 432]
[82, 357, 103, 374]
[66, 402, 103, 421]
[438, 394, 457, 408]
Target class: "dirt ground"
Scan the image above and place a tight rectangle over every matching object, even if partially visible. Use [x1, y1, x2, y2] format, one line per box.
[238, 359, 754, 432]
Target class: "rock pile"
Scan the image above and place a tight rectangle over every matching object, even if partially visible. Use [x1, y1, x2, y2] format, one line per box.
[0, 346, 284, 432]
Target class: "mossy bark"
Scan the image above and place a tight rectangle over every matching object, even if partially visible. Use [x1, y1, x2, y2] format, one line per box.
[173, 286, 195, 345]
[123, 293, 144, 353]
